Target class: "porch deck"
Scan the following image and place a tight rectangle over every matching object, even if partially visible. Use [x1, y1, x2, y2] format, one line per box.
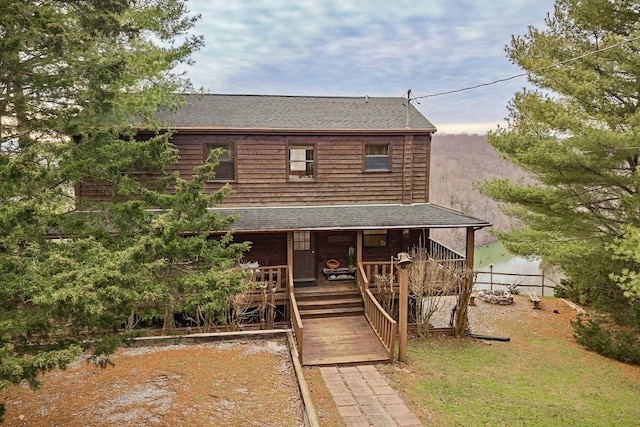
[301, 315, 392, 365]
[294, 282, 392, 365]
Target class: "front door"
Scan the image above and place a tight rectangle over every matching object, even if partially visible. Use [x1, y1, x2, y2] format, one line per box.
[293, 231, 315, 283]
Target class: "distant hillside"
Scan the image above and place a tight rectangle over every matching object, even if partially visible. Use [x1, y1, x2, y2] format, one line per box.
[429, 134, 527, 249]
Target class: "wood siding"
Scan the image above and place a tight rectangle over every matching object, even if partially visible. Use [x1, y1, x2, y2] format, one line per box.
[76, 132, 432, 205]
[233, 232, 287, 266]
[237, 229, 424, 275]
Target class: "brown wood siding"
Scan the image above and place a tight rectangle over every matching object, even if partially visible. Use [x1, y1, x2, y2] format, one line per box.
[411, 134, 430, 204]
[169, 133, 424, 206]
[232, 232, 287, 266]
[76, 131, 432, 206]
[315, 231, 357, 272]
[360, 229, 408, 262]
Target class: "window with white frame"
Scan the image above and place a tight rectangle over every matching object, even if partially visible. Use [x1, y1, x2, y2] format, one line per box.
[364, 144, 390, 171]
[288, 145, 315, 180]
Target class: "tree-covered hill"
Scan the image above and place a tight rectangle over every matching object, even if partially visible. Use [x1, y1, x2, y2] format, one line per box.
[430, 133, 527, 249]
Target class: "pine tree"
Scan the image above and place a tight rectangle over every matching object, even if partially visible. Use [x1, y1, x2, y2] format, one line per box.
[479, 0, 640, 359]
[0, 1, 248, 415]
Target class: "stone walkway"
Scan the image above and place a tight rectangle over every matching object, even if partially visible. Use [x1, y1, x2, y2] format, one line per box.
[320, 365, 422, 427]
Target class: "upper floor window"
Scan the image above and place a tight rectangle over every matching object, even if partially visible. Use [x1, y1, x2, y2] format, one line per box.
[206, 142, 235, 180]
[288, 145, 315, 180]
[364, 144, 390, 171]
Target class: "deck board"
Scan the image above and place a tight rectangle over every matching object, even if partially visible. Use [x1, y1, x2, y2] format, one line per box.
[301, 315, 391, 366]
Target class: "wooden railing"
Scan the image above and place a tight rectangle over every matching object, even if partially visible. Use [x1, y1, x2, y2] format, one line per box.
[243, 265, 288, 292]
[288, 268, 304, 364]
[475, 265, 557, 297]
[426, 239, 466, 261]
[430, 259, 467, 285]
[358, 263, 397, 359]
[359, 261, 395, 291]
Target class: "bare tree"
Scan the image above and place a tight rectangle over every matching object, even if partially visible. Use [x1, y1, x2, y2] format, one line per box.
[408, 248, 457, 337]
[374, 274, 395, 316]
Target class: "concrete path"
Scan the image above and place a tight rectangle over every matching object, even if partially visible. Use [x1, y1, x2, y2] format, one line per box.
[320, 365, 422, 427]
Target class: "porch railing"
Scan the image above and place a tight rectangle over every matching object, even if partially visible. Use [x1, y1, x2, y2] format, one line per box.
[359, 261, 394, 292]
[358, 263, 397, 359]
[288, 267, 304, 364]
[359, 240, 466, 289]
[426, 239, 466, 261]
[243, 265, 288, 292]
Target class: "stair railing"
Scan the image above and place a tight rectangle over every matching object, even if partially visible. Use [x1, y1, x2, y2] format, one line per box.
[358, 262, 397, 359]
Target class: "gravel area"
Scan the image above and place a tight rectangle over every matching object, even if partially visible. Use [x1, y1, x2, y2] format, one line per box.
[2, 339, 305, 427]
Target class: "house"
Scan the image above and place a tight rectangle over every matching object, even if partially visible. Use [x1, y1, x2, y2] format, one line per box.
[78, 94, 491, 364]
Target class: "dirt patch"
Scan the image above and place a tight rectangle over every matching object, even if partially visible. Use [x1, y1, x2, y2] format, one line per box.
[2, 339, 304, 427]
[302, 367, 346, 427]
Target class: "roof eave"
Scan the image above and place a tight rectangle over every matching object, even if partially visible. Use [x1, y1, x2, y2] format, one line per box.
[221, 223, 491, 233]
[136, 126, 437, 135]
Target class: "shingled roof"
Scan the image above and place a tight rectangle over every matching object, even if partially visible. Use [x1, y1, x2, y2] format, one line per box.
[198, 203, 491, 232]
[158, 94, 436, 132]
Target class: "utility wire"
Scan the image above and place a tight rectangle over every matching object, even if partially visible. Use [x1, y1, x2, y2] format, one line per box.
[412, 34, 640, 100]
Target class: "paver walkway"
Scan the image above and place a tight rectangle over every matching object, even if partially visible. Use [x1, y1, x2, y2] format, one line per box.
[320, 365, 422, 427]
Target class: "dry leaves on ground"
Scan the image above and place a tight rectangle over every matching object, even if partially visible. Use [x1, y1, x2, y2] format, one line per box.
[2, 339, 304, 427]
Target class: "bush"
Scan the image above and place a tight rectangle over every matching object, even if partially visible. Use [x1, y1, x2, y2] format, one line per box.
[572, 314, 640, 365]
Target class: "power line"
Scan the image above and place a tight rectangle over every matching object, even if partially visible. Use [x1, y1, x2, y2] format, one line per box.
[412, 34, 640, 100]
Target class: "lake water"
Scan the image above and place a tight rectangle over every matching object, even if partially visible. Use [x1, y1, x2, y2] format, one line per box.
[470, 241, 555, 296]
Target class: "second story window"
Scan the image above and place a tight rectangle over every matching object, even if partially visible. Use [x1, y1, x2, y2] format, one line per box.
[364, 144, 390, 171]
[288, 145, 315, 180]
[206, 142, 235, 180]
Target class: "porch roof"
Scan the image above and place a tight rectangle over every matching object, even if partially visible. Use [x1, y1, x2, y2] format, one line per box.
[203, 203, 491, 232]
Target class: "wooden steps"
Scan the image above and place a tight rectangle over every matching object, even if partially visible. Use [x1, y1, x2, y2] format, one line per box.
[294, 282, 364, 319]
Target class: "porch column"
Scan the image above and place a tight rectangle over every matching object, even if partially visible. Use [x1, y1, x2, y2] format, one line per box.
[398, 266, 409, 362]
[465, 227, 476, 270]
[356, 231, 363, 289]
[287, 232, 293, 289]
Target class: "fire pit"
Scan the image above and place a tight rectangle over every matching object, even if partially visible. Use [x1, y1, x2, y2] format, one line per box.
[478, 289, 514, 305]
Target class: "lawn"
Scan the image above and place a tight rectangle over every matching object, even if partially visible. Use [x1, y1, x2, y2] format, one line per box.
[381, 296, 640, 426]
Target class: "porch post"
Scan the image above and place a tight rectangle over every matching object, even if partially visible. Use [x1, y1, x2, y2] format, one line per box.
[356, 231, 363, 289]
[287, 231, 294, 290]
[398, 265, 409, 362]
[465, 227, 476, 270]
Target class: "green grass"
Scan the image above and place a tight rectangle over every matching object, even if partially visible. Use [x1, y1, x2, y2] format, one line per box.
[390, 302, 640, 426]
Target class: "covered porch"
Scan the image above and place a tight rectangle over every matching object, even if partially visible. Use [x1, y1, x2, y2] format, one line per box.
[213, 203, 491, 364]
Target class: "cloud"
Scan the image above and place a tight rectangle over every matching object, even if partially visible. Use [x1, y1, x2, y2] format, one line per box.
[182, 0, 554, 133]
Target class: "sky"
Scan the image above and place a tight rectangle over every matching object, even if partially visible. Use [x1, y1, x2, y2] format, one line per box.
[180, 0, 556, 134]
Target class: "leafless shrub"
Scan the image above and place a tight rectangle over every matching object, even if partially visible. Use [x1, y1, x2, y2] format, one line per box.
[408, 248, 458, 337]
[181, 303, 219, 333]
[258, 282, 276, 329]
[374, 274, 395, 316]
[452, 269, 476, 337]
[227, 291, 251, 331]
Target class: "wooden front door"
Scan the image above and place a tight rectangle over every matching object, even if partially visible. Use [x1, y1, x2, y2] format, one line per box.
[293, 231, 315, 282]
